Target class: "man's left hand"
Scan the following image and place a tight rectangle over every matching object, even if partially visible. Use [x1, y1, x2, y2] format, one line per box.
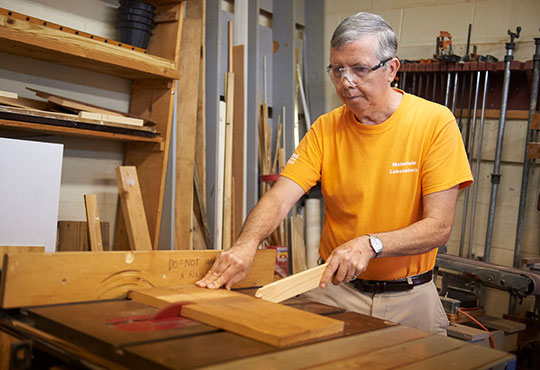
[320, 235, 376, 288]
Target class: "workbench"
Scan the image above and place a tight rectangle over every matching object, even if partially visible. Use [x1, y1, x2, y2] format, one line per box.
[0, 293, 516, 369]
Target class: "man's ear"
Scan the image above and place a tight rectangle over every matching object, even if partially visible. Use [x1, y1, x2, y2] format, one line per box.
[386, 58, 400, 83]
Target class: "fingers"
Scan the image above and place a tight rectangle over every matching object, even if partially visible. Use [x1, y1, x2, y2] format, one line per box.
[196, 248, 253, 289]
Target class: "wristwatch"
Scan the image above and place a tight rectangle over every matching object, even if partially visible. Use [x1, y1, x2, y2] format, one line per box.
[367, 234, 383, 258]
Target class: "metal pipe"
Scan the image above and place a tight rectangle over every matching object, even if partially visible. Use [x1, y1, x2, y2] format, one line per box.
[468, 70, 490, 258]
[457, 71, 467, 131]
[445, 71, 452, 107]
[451, 71, 459, 114]
[459, 69, 481, 257]
[402, 71, 407, 92]
[464, 70, 476, 151]
[425, 73, 431, 100]
[418, 73, 424, 98]
[484, 27, 521, 262]
[432, 72, 437, 102]
[513, 35, 540, 268]
[412, 72, 417, 95]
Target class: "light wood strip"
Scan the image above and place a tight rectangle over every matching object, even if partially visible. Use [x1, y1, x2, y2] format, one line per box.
[115, 166, 153, 251]
[78, 112, 144, 127]
[531, 112, 540, 130]
[0, 249, 275, 308]
[222, 71, 235, 249]
[84, 194, 103, 252]
[232, 45, 245, 240]
[130, 285, 344, 347]
[256, 263, 327, 303]
[174, 18, 202, 250]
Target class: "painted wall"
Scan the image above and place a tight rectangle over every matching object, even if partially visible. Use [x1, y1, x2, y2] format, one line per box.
[323, 0, 540, 316]
[0, 0, 130, 248]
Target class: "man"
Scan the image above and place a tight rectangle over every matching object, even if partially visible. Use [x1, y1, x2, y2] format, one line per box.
[197, 12, 472, 335]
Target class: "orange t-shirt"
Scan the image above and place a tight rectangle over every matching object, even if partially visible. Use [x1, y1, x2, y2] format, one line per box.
[280, 90, 473, 280]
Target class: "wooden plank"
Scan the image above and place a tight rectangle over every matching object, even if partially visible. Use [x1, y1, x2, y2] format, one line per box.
[232, 45, 245, 240]
[115, 166, 153, 251]
[290, 215, 307, 274]
[527, 142, 540, 159]
[0, 249, 276, 308]
[0, 330, 20, 369]
[447, 322, 490, 341]
[0, 105, 156, 133]
[129, 285, 344, 347]
[0, 246, 44, 262]
[174, 18, 202, 251]
[147, 1, 185, 63]
[193, 166, 211, 247]
[222, 71, 235, 250]
[531, 112, 540, 130]
[0, 95, 48, 110]
[78, 111, 144, 127]
[202, 326, 430, 370]
[57, 221, 88, 251]
[84, 194, 103, 252]
[215, 101, 227, 249]
[0, 13, 179, 79]
[0, 119, 162, 144]
[0, 90, 17, 99]
[398, 342, 515, 370]
[27, 88, 153, 125]
[256, 263, 327, 303]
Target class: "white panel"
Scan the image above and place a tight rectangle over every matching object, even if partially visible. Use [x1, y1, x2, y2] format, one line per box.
[0, 138, 63, 252]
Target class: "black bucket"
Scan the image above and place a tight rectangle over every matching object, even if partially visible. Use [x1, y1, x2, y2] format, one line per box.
[119, 0, 155, 12]
[118, 25, 152, 49]
[117, 0, 155, 49]
[118, 13, 155, 27]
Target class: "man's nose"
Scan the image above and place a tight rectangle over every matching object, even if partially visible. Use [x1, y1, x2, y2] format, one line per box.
[342, 70, 357, 87]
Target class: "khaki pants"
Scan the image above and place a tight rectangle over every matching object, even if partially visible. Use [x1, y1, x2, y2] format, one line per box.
[302, 280, 449, 335]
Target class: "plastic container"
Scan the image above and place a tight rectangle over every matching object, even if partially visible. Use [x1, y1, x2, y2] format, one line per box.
[117, 13, 155, 27]
[118, 25, 152, 49]
[118, 7, 154, 19]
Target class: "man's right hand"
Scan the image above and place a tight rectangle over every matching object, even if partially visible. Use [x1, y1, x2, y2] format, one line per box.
[195, 244, 257, 290]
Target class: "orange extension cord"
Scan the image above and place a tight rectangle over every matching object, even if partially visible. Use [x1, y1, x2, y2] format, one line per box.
[457, 308, 496, 349]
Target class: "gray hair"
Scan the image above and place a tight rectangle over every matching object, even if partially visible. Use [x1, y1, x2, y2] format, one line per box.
[331, 12, 397, 61]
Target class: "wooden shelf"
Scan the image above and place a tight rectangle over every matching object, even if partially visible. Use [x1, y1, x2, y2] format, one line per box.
[0, 10, 180, 80]
[0, 119, 163, 146]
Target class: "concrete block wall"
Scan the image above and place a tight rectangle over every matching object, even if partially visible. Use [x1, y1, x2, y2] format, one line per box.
[0, 0, 130, 247]
[323, 0, 540, 316]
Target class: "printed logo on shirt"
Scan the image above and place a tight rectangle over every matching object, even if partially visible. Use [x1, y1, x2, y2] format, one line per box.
[389, 160, 418, 174]
[288, 153, 299, 165]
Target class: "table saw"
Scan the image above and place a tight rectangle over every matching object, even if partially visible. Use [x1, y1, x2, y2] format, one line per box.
[0, 249, 517, 369]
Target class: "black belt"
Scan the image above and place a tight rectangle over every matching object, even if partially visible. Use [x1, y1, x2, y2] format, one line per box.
[348, 270, 433, 294]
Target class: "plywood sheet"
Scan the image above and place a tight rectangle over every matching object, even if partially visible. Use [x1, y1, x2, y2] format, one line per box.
[0, 249, 275, 308]
[130, 285, 344, 347]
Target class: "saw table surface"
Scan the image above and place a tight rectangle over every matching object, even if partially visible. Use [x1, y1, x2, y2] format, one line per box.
[1, 294, 515, 369]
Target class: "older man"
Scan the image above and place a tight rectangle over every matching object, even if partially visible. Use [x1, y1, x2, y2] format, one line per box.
[197, 12, 472, 335]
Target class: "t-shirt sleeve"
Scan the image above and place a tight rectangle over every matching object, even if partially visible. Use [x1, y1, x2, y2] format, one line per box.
[421, 109, 474, 196]
[280, 121, 323, 192]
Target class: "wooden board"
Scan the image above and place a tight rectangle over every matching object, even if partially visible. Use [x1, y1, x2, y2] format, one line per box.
[0, 246, 43, 263]
[232, 45, 245, 240]
[57, 221, 110, 251]
[129, 285, 344, 347]
[0, 13, 179, 80]
[78, 111, 144, 127]
[0, 249, 276, 308]
[0, 105, 156, 133]
[174, 18, 202, 251]
[84, 194, 103, 252]
[256, 263, 326, 303]
[222, 71, 235, 250]
[115, 166, 153, 251]
[0, 90, 17, 99]
[0, 95, 48, 110]
[527, 142, 540, 159]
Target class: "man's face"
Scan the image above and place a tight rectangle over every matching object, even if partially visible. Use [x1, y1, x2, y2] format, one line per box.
[329, 35, 395, 117]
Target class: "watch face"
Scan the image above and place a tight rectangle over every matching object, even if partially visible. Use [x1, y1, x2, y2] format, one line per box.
[370, 236, 383, 253]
